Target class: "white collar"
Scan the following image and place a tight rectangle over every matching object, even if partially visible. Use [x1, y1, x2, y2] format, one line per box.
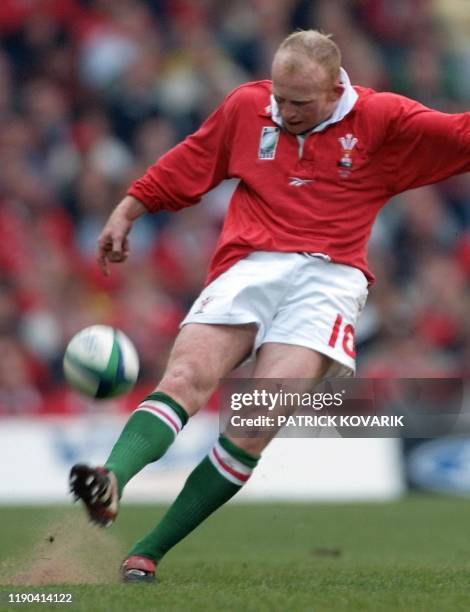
[270, 67, 358, 133]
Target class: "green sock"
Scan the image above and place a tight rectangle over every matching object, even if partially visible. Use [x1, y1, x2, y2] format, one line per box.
[128, 435, 259, 562]
[105, 391, 188, 495]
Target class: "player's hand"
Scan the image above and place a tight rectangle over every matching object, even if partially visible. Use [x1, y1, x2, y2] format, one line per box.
[97, 211, 131, 276]
[97, 196, 147, 276]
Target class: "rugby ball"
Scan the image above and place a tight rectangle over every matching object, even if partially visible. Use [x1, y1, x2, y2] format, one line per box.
[63, 325, 139, 399]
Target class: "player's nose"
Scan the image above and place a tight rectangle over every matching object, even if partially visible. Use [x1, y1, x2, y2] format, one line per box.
[282, 107, 298, 122]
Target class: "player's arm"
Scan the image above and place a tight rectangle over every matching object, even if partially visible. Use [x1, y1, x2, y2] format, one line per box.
[97, 94, 234, 275]
[382, 95, 470, 194]
[128, 101, 232, 213]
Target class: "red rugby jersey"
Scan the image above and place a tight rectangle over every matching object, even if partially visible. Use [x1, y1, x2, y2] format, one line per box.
[128, 81, 470, 284]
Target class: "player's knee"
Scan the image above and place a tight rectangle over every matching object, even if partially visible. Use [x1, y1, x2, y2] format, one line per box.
[158, 361, 216, 414]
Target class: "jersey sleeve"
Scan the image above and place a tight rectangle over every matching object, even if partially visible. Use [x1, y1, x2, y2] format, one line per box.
[128, 100, 232, 212]
[382, 94, 470, 195]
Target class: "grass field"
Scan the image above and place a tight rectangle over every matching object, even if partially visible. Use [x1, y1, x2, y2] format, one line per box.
[1, 496, 470, 611]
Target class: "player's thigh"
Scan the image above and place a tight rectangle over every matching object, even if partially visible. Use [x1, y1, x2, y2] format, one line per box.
[253, 342, 332, 379]
[157, 322, 257, 414]
[225, 343, 331, 455]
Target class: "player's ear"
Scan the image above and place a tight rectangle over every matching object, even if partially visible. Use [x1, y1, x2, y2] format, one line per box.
[331, 83, 344, 100]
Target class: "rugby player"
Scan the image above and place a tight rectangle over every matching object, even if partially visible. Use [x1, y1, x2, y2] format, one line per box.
[70, 30, 470, 582]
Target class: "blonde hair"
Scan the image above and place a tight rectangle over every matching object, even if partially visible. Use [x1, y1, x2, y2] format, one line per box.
[274, 30, 341, 86]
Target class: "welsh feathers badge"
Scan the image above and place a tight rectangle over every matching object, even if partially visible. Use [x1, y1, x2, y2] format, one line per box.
[337, 133, 358, 176]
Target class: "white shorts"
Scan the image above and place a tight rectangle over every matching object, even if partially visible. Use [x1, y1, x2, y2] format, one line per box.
[181, 252, 368, 377]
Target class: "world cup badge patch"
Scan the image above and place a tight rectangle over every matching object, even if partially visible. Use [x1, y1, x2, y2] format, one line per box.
[258, 126, 280, 160]
[337, 133, 358, 176]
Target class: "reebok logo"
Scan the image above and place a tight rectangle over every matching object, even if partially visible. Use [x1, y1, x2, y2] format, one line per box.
[288, 177, 314, 187]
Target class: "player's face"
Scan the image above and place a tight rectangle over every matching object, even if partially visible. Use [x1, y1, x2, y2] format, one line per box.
[271, 58, 343, 135]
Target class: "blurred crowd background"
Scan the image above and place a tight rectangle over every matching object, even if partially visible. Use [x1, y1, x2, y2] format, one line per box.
[0, 0, 468, 415]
